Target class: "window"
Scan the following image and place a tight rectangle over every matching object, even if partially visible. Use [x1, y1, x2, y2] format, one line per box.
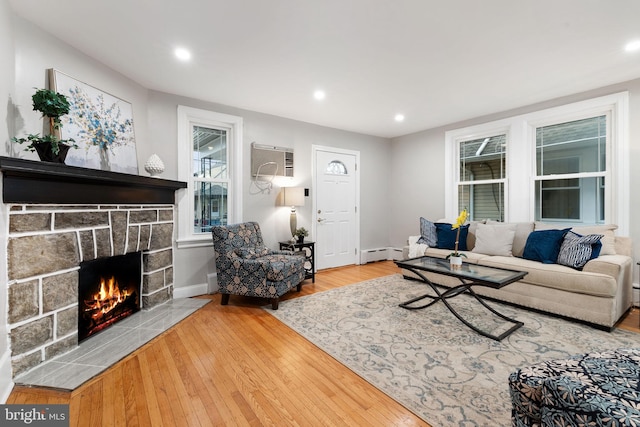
[177, 106, 243, 247]
[445, 92, 629, 234]
[193, 126, 228, 233]
[534, 116, 606, 223]
[326, 160, 348, 175]
[457, 134, 506, 221]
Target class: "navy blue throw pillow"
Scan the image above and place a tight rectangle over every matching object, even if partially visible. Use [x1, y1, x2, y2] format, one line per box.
[434, 223, 469, 251]
[522, 228, 571, 264]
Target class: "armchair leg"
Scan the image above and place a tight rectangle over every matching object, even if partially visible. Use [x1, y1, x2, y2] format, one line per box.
[221, 294, 230, 305]
[296, 283, 302, 292]
[271, 298, 279, 310]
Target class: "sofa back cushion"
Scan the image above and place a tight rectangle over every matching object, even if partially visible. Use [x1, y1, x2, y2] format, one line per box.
[535, 222, 617, 255]
[487, 221, 534, 257]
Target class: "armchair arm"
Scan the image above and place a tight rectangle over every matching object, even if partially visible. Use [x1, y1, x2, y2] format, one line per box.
[270, 249, 304, 257]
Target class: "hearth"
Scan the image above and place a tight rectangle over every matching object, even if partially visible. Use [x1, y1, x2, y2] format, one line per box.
[78, 252, 142, 342]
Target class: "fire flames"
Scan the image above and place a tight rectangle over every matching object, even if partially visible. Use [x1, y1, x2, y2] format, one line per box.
[84, 276, 133, 320]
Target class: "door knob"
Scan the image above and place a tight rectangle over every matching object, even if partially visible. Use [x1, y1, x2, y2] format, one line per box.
[317, 217, 326, 223]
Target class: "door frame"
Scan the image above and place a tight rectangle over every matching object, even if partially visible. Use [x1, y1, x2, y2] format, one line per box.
[311, 145, 361, 268]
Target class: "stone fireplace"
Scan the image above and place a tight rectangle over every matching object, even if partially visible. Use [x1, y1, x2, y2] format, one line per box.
[0, 157, 186, 378]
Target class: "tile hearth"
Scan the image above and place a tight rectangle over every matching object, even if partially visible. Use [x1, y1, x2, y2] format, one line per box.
[14, 298, 209, 390]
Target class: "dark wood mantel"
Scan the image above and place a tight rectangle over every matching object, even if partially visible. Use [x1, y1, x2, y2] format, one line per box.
[0, 156, 187, 204]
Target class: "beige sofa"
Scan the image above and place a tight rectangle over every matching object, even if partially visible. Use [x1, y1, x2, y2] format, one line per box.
[402, 222, 633, 330]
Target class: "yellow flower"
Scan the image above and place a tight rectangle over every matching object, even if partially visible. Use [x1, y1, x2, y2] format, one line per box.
[452, 209, 468, 230]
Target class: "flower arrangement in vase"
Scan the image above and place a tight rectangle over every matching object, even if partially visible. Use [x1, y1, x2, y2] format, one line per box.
[446, 209, 468, 268]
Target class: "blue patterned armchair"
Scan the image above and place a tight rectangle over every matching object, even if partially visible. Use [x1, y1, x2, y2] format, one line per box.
[509, 348, 640, 426]
[212, 222, 306, 309]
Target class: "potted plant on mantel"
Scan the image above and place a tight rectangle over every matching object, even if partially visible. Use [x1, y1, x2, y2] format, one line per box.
[12, 88, 78, 163]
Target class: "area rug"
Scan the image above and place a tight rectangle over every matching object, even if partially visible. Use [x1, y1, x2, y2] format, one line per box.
[266, 274, 639, 427]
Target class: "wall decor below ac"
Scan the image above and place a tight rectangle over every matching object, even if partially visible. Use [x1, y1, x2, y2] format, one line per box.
[49, 68, 139, 174]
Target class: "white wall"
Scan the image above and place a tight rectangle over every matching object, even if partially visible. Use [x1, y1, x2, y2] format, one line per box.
[147, 91, 391, 291]
[0, 0, 13, 403]
[10, 16, 150, 163]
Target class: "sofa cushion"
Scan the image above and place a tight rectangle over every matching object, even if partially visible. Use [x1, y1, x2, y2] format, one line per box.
[522, 229, 570, 264]
[557, 232, 604, 269]
[472, 223, 516, 256]
[571, 224, 617, 255]
[535, 223, 617, 255]
[486, 221, 534, 257]
[465, 221, 484, 251]
[478, 256, 617, 297]
[424, 247, 488, 264]
[417, 217, 437, 247]
[434, 223, 469, 251]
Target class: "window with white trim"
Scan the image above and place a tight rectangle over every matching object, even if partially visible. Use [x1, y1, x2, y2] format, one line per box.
[445, 92, 628, 234]
[534, 116, 607, 223]
[177, 106, 243, 247]
[457, 134, 507, 221]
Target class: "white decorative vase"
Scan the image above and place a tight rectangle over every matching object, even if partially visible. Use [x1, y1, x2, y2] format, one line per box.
[144, 154, 165, 177]
[449, 256, 463, 269]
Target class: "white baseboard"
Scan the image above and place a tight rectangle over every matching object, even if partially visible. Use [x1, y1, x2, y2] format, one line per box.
[388, 247, 404, 261]
[173, 283, 209, 299]
[360, 247, 404, 264]
[0, 348, 14, 403]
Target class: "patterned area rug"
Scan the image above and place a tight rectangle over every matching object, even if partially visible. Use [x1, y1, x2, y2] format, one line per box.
[266, 274, 639, 426]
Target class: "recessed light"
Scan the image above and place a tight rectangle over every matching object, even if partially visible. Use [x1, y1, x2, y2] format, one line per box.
[313, 90, 326, 100]
[624, 40, 640, 52]
[394, 114, 405, 122]
[174, 47, 192, 61]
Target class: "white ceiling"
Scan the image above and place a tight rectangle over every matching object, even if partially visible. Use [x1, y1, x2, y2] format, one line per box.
[8, 0, 640, 138]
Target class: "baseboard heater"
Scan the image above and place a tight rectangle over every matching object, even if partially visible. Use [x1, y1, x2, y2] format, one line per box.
[360, 247, 404, 264]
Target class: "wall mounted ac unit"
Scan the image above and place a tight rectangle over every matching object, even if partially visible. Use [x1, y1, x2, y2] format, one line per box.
[251, 143, 293, 177]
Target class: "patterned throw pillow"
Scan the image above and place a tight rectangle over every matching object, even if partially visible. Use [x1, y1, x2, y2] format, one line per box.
[557, 232, 604, 269]
[234, 246, 270, 259]
[417, 217, 438, 247]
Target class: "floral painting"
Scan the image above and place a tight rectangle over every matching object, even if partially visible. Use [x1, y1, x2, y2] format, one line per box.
[50, 69, 138, 174]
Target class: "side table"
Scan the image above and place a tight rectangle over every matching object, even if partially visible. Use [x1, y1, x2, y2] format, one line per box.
[279, 241, 315, 283]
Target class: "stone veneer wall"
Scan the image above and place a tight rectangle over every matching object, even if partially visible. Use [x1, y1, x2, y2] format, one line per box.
[6, 204, 176, 377]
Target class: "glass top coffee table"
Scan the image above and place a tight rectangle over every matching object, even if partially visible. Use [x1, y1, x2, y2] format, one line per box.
[395, 256, 528, 341]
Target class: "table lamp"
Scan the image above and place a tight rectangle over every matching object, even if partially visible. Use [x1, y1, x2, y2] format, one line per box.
[282, 187, 305, 237]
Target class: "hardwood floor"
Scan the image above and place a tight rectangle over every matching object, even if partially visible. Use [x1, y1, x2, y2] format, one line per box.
[8, 261, 640, 426]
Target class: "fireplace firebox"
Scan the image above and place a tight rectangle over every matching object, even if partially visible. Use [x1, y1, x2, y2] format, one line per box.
[78, 252, 142, 342]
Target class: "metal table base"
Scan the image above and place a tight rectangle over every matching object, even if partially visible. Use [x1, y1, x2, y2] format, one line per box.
[399, 267, 524, 341]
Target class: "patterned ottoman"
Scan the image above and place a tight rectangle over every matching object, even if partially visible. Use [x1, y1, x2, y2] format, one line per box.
[509, 348, 640, 426]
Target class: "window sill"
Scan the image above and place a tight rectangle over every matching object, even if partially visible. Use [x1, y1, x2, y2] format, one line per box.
[176, 236, 213, 249]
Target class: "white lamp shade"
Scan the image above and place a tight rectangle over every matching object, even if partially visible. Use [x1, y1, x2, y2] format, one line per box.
[283, 187, 305, 207]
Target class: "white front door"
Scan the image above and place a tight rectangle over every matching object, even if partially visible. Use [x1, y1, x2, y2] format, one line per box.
[313, 146, 359, 270]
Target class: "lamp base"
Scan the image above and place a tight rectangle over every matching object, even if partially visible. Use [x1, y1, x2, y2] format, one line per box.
[290, 209, 297, 237]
